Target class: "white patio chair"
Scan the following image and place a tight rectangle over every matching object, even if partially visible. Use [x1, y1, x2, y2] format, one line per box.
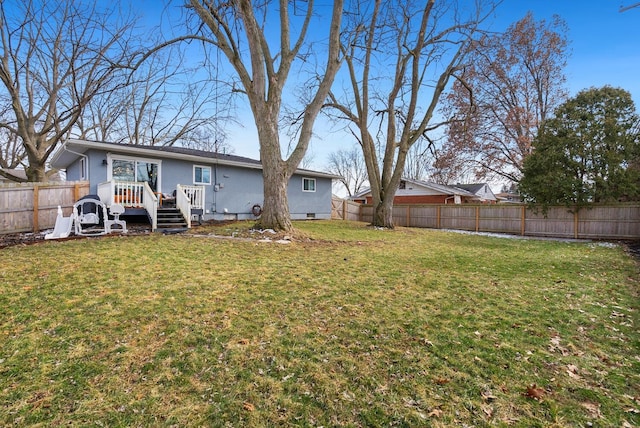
[105, 203, 127, 234]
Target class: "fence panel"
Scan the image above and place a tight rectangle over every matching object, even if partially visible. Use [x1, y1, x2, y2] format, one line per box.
[440, 206, 476, 231]
[577, 205, 640, 239]
[525, 206, 576, 238]
[409, 205, 438, 228]
[331, 198, 362, 221]
[354, 202, 640, 240]
[0, 181, 89, 234]
[478, 205, 522, 234]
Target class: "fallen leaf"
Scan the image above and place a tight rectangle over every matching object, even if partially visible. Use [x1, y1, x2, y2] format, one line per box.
[243, 402, 255, 412]
[566, 364, 581, 379]
[427, 408, 443, 418]
[581, 402, 602, 419]
[237, 338, 250, 345]
[524, 384, 545, 400]
[434, 377, 450, 385]
[482, 405, 494, 418]
[481, 390, 497, 402]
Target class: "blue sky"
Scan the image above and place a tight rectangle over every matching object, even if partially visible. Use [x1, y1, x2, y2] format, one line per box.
[216, 1, 640, 169]
[492, 1, 639, 104]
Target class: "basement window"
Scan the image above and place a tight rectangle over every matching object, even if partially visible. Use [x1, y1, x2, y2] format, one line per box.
[303, 177, 316, 192]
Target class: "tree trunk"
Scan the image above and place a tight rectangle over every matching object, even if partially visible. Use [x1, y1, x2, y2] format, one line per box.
[258, 162, 292, 231]
[25, 153, 47, 182]
[372, 196, 394, 228]
[253, 116, 294, 232]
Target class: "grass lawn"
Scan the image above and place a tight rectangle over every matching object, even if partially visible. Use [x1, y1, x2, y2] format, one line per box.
[0, 220, 638, 427]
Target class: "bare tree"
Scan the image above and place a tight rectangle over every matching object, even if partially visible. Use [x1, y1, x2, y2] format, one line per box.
[438, 12, 569, 184]
[326, 146, 369, 197]
[76, 40, 234, 153]
[0, 0, 138, 182]
[0, 124, 24, 178]
[187, 0, 344, 231]
[325, 0, 495, 227]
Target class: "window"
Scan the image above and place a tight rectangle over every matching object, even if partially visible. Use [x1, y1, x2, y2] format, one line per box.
[111, 158, 160, 192]
[194, 165, 211, 185]
[302, 177, 316, 192]
[79, 157, 87, 180]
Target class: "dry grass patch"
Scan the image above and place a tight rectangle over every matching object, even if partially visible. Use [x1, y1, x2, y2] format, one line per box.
[0, 221, 638, 426]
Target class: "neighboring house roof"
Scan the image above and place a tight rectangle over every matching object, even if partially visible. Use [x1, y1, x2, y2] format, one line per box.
[0, 169, 27, 182]
[455, 183, 498, 202]
[496, 192, 523, 203]
[351, 178, 477, 199]
[50, 139, 340, 180]
[0, 169, 63, 183]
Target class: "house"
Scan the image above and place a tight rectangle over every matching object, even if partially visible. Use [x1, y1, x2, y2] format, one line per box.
[454, 183, 498, 204]
[50, 139, 338, 230]
[0, 169, 27, 183]
[352, 178, 478, 204]
[351, 178, 498, 205]
[0, 169, 64, 183]
[495, 191, 523, 203]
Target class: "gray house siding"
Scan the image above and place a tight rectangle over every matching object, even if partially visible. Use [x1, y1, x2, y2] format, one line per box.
[58, 143, 334, 221]
[287, 175, 332, 219]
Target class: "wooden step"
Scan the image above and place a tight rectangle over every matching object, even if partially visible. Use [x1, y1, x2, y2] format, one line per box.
[156, 208, 188, 229]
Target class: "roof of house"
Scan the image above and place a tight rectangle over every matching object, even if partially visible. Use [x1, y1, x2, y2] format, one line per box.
[0, 169, 27, 182]
[50, 139, 340, 179]
[455, 183, 497, 201]
[352, 178, 477, 199]
[455, 183, 486, 194]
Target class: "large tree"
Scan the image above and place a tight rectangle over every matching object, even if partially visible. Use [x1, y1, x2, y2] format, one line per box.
[187, 0, 343, 231]
[519, 86, 640, 209]
[325, 0, 495, 227]
[437, 12, 569, 184]
[0, 0, 137, 182]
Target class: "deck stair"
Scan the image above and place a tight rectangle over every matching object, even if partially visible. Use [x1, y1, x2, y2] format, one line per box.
[156, 207, 188, 232]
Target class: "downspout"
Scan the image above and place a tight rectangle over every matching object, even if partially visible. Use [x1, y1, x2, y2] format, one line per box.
[212, 163, 218, 214]
[59, 141, 89, 182]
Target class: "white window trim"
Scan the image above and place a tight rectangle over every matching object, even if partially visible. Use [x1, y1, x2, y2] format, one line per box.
[79, 157, 87, 180]
[302, 177, 316, 192]
[193, 164, 212, 185]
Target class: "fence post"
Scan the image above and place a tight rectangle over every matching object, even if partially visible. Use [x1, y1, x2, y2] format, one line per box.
[574, 209, 579, 239]
[32, 184, 39, 232]
[406, 206, 410, 226]
[475, 206, 480, 232]
[74, 182, 81, 202]
[436, 205, 441, 229]
[521, 206, 526, 236]
[342, 200, 346, 221]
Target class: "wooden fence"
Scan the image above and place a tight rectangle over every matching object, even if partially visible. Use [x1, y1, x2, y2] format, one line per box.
[331, 198, 361, 221]
[0, 181, 89, 234]
[357, 203, 640, 240]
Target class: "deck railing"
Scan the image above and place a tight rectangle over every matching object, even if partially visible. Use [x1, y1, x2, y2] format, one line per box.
[176, 184, 205, 229]
[97, 180, 158, 230]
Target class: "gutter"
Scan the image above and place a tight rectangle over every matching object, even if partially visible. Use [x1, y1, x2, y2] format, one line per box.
[57, 141, 89, 180]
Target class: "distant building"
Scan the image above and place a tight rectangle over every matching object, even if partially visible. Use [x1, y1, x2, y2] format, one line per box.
[352, 178, 496, 204]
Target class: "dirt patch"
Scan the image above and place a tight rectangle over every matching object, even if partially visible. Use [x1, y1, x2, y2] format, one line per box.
[0, 224, 152, 250]
[625, 240, 640, 263]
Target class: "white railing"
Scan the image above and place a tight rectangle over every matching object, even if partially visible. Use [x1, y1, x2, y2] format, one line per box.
[176, 184, 205, 229]
[141, 181, 158, 231]
[97, 180, 158, 230]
